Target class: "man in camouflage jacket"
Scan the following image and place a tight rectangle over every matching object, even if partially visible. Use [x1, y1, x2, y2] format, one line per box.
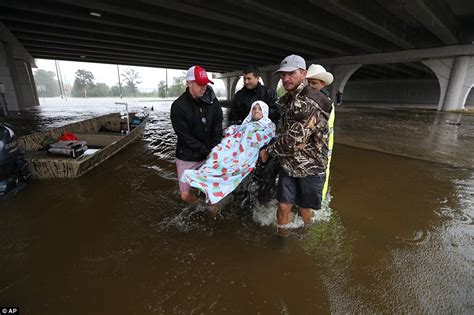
[260, 55, 330, 235]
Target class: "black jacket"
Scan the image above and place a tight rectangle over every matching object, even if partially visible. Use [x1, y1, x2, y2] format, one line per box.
[228, 82, 281, 124]
[170, 86, 223, 161]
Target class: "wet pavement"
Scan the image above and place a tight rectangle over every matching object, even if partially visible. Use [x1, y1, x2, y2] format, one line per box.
[0, 99, 473, 314]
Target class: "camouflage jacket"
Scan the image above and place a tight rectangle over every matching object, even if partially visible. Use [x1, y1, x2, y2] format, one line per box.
[267, 83, 331, 177]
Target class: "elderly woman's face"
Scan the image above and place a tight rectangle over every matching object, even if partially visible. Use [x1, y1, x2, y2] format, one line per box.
[251, 104, 263, 121]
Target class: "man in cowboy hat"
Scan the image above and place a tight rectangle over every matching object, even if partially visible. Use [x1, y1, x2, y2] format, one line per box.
[306, 64, 336, 207]
[259, 55, 331, 236]
[306, 64, 334, 108]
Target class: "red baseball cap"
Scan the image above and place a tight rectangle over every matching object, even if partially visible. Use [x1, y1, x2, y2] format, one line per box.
[186, 65, 214, 86]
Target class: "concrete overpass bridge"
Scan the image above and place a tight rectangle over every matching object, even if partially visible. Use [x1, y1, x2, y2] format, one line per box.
[0, 0, 473, 111]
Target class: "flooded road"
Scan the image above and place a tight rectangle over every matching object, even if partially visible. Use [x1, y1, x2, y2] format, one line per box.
[1, 99, 473, 313]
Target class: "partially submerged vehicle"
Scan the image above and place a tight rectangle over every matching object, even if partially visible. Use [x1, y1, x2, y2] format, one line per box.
[18, 112, 148, 179]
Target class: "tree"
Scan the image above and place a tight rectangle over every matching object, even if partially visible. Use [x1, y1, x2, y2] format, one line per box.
[34, 69, 60, 97]
[110, 85, 122, 97]
[168, 72, 186, 97]
[72, 69, 95, 97]
[88, 83, 111, 97]
[121, 68, 142, 96]
[157, 80, 167, 98]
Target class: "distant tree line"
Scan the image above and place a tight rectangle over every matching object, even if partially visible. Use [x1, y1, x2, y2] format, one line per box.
[33, 68, 189, 98]
[34, 69, 60, 97]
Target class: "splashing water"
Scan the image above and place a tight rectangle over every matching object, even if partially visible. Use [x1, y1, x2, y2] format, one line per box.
[252, 192, 333, 228]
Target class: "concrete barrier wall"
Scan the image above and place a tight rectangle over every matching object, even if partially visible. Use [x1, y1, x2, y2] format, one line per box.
[343, 79, 440, 104]
[14, 59, 39, 108]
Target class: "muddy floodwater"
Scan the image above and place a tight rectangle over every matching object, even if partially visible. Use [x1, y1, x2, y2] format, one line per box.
[1, 99, 473, 314]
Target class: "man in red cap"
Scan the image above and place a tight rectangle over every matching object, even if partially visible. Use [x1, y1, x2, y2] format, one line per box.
[170, 65, 223, 205]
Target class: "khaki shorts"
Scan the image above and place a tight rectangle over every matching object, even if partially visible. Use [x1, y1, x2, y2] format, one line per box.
[176, 159, 205, 192]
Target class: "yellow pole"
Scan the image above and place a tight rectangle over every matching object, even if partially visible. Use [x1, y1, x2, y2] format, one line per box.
[322, 103, 335, 202]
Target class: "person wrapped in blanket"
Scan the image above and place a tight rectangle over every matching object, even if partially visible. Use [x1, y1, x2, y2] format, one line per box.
[181, 101, 275, 217]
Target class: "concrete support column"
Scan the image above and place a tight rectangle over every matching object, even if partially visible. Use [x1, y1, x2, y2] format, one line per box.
[0, 41, 21, 112]
[0, 41, 39, 112]
[262, 70, 279, 92]
[16, 59, 39, 108]
[222, 76, 239, 101]
[329, 64, 362, 104]
[423, 56, 474, 111]
[422, 58, 453, 111]
[443, 56, 471, 111]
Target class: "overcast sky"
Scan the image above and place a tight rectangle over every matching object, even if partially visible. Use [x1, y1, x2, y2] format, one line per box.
[34, 59, 228, 93]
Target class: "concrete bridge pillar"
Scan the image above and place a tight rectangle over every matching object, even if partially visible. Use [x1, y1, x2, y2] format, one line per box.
[328, 64, 362, 105]
[423, 56, 474, 111]
[444, 56, 473, 111]
[0, 42, 20, 112]
[422, 58, 453, 111]
[222, 76, 239, 101]
[0, 23, 39, 113]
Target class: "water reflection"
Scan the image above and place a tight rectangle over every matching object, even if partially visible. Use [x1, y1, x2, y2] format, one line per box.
[302, 145, 473, 313]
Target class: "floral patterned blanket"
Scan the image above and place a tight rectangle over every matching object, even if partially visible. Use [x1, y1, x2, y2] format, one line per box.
[181, 121, 275, 204]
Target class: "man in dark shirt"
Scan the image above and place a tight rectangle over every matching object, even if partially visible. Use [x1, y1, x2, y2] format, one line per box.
[228, 66, 281, 125]
[170, 65, 223, 205]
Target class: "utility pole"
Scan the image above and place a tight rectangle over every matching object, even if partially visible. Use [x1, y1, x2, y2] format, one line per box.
[57, 61, 67, 101]
[117, 64, 123, 99]
[165, 68, 168, 98]
[54, 60, 64, 99]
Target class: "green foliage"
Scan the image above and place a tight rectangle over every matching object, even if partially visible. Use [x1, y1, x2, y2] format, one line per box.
[34, 69, 60, 97]
[139, 90, 158, 97]
[110, 85, 122, 97]
[88, 83, 111, 97]
[157, 80, 167, 98]
[121, 68, 142, 96]
[72, 69, 95, 97]
[168, 72, 186, 97]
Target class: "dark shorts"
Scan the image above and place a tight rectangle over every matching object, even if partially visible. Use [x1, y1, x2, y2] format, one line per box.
[276, 169, 326, 210]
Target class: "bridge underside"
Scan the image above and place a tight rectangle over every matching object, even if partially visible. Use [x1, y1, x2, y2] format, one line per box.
[1, 0, 473, 73]
[0, 0, 473, 111]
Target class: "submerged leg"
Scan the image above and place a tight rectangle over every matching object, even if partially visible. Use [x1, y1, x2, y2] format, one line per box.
[299, 207, 313, 225]
[277, 202, 293, 237]
[180, 191, 198, 205]
[209, 203, 220, 220]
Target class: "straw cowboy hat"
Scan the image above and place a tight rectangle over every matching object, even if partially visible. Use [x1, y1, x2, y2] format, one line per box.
[307, 64, 334, 85]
